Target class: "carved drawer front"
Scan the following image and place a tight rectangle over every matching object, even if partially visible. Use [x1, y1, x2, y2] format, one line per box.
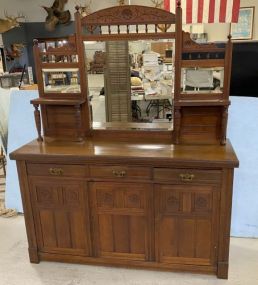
[94, 183, 146, 210]
[90, 182, 153, 261]
[89, 165, 151, 180]
[30, 178, 90, 256]
[155, 184, 219, 267]
[154, 168, 221, 184]
[27, 163, 88, 177]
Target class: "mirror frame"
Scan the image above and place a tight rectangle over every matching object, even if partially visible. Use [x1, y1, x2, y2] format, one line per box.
[74, 4, 181, 140]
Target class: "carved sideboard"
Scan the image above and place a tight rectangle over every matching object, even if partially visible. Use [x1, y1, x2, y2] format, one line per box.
[10, 3, 239, 280]
[10, 139, 238, 279]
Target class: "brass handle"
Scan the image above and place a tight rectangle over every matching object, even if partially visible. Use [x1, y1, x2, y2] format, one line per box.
[49, 168, 64, 176]
[180, 173, 195, 182]
[112, 170, 126, 177]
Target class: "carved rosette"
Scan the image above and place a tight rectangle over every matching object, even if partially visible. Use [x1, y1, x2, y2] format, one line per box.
[182, 31, 224, 52]
[194, 194, 211, 212]
[82, 5, 176, 26]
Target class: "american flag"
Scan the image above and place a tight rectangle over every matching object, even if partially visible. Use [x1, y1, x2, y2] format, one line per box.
[164, 0, 240, 24]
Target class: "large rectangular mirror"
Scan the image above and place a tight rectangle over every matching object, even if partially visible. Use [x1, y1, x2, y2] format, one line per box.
[84, 39, 175, 130]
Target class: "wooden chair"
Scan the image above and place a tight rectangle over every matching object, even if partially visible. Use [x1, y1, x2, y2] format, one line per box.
[0, 146, 6, 177]
[90, 51, 105, 74]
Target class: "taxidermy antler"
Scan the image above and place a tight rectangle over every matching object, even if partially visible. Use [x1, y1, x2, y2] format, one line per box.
[42, 0, 71, 31]
[150, 0, 164, 9]
[150, 0, 171, 32]
[0, 12, 25, 33]
[76, 0, 92, 17]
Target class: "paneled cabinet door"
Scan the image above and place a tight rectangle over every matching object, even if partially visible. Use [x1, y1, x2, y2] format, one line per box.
[30, 178, 90, 256]
[90, 182, 153, 261]
[155, 184, 219, 266]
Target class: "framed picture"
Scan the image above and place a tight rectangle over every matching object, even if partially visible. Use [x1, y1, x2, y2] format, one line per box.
[231, 7, 255, 40]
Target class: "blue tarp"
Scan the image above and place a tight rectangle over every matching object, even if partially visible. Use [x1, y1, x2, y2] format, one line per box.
[5, 90, 37, 212]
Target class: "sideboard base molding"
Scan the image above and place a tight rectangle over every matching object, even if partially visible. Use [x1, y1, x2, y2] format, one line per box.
[38, 252, 217, 276]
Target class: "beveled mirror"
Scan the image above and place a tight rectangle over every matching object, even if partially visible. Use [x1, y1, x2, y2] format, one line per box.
[84, 39, 175, 130]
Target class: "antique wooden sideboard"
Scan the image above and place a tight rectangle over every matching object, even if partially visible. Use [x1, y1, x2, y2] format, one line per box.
[10, 3, 239, 279]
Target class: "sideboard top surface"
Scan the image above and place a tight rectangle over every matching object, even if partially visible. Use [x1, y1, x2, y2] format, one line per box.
[10, 139, 239, 168]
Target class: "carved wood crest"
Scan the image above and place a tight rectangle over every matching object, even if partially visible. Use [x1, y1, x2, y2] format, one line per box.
[80, 5, 176, 26]
[182, 32, 225, 52]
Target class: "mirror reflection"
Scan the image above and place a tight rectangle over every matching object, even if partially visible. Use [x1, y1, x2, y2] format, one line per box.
[42, 68, 81, 93]
[181, 67, 224, 94]
[84, 39, 175, 129]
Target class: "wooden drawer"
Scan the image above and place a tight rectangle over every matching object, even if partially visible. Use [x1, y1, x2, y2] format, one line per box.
[27, 163, 88, 177]
[89, 165, 151, 180]
[154, 168, 221, 184]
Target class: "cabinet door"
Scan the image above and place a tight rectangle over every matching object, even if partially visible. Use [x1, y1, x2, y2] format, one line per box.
[90, 182, 153, 261]
[155, 184, 219, 266]
[30, 178, 90, 255]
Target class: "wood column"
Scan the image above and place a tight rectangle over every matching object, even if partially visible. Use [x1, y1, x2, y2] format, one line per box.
[33, 104, 43, 142]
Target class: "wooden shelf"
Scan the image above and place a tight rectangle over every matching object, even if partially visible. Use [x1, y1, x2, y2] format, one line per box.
[40, 51, 76, 56]
[83, 32, 176, 41]
[30, 98, 85, 106]
[41, 63, 79, 68]
[174, 99, 230, 106]
[178, 92, 223, 101]
[181, 59, 225, 68]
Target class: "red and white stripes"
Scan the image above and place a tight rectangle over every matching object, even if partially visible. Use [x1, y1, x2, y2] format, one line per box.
[164, 0, 240, 23]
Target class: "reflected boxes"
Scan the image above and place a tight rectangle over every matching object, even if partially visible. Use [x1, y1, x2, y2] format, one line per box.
[42, 68, 80, 93]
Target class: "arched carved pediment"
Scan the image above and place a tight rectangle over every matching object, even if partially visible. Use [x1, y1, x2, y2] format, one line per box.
[80, 5, 176, 26]
[182, 32, 226, 52]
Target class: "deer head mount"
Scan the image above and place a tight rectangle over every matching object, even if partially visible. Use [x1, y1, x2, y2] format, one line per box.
[76, 1, 92, 17]
[150, 0, 171, 32]
[42, 0, 71, 31]
[150, 0, 164, 9]
[0, 12, 25, 34]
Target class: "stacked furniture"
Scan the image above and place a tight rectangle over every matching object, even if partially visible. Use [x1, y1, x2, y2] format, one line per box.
[10, 4, 238, 279]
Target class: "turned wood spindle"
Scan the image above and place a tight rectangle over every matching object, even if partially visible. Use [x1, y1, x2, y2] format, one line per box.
[75, 104, 82, 141]
[221, 106, 228, 145]
[33, 104, 43, 142]
[174, 107, 181, 144]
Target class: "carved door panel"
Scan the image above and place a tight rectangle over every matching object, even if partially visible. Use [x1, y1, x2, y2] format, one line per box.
[90, 182, 153, 261]
[155, 184, 219, 266]
[30, 178, 90, 255]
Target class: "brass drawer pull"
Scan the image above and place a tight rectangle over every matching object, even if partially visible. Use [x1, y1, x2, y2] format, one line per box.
[112, 170, 126, 177]
[180, 173, 195, 182]
[49, 168, 64, 176]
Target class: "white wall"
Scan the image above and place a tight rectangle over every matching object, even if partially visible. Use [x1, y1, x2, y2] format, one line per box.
[202, 0, 258, 41]
[0, 0, 118, 22]
[2, 0, 256, 41]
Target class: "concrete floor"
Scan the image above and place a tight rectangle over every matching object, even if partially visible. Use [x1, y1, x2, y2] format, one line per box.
[0, 216, 257, 285]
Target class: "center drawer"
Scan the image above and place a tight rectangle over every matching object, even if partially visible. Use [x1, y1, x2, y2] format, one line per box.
[154, 168, 221, 184]
[89, 165, 151, 180]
